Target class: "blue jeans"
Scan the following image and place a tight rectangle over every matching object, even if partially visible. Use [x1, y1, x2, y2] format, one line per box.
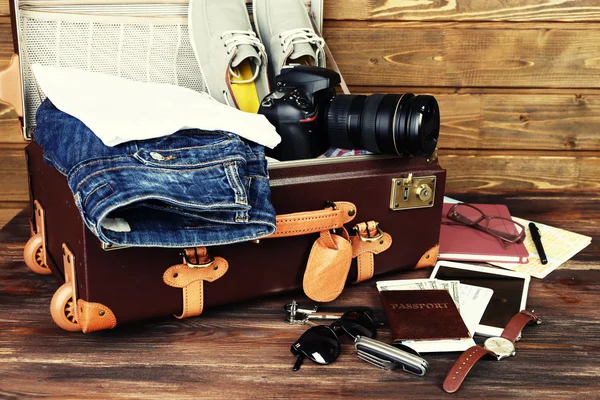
[34, 99, 276, 247]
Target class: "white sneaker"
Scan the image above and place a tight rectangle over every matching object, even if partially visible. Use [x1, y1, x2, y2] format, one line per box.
[253, 0, 325, 79]
[189, 0, 270, 112]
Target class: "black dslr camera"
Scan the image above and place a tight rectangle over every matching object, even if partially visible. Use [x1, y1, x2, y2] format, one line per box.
[259, 66, 440, 161]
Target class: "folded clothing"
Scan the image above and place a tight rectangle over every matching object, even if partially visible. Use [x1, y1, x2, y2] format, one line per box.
[34, 99, 276, 248]
[30, 64, 281, 149]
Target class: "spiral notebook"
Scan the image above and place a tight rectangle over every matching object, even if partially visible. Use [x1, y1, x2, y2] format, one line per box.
[439, 203, 529, 264]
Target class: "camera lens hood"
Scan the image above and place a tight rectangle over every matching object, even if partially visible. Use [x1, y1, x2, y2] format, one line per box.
[324, 89, 440, 158]
[394, 93, 415, 156]
[407, 95, 439, 157]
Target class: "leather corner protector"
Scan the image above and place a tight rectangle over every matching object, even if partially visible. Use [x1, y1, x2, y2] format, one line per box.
[77, 299, 117, 333]
[163, 257, 229, 288]
[415, 245, 439, 269]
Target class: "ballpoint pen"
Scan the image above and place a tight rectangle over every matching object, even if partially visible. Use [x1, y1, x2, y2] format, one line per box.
[528, 222, 548, 265]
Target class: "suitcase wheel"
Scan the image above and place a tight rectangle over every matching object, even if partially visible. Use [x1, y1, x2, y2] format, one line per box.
[50, 283, 81, 332]
[23, 234, 52, 275]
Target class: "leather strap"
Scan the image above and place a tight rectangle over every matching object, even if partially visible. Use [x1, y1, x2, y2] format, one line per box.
[267, 201, 357, 238]
[350, 221, 392, 283]
[443, 346, 495, 393]
[443, 310, 541, 393]
[501, 310, 541, 342]
[163, 255, 229, 319]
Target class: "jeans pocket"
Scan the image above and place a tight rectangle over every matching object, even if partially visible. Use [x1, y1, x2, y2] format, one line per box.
[133, 137, 247, 170]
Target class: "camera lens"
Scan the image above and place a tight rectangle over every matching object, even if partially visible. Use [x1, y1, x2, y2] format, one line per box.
[325, 93, 440, 157]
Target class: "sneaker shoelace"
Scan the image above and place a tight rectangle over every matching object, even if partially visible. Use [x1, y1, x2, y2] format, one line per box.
[220, 30, 266, 84]
[279, 28, 325, 63]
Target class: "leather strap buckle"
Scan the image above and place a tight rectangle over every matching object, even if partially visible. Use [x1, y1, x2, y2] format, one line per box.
[181, 248, 214, 268]
[522, 309, 543, 325]
[183, 258, 214, 269]
[354, 222, 384, 243]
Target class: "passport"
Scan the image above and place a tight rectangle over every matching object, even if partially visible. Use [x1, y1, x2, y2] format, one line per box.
[379, 289, 471, 342]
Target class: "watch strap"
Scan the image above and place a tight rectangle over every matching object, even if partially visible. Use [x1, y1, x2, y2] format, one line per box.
[443, 346, 495, 393]
[501, 310, 541, 343]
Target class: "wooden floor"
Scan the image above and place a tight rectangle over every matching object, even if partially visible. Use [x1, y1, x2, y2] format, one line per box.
[0, 192, 598, 399]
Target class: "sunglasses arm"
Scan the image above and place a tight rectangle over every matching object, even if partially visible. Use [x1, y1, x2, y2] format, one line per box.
[292, 354, 305, 371]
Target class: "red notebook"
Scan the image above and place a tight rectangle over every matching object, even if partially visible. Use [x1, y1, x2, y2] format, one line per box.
[439, 203, 529, 263]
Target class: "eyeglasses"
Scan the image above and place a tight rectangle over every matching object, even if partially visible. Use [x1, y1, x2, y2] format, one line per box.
[443, 203, 526, 247]
[290, 310, 376, 371]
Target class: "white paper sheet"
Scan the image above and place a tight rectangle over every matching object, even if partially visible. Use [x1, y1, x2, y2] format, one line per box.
[491, 217, 592, 279]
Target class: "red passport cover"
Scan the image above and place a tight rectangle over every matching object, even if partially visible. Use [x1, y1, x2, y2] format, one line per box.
[379, 289, 470, 342]
[439, 203, 529, 263]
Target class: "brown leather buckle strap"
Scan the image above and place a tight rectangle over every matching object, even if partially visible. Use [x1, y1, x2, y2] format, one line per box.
[350, 222, 393, 284]
[443, 346, 495, 393]
[501, 310, 542, 342]
[182, 247, 213, 267]
[267, 201, 357, 238]
[164, 248, 229, 319]
[302, 221, 393, 302]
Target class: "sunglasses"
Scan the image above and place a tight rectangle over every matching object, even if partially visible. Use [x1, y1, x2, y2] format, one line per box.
[290, 310, 376, 371]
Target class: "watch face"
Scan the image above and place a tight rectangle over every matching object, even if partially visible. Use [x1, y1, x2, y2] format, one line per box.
[484, 337, 515, 360]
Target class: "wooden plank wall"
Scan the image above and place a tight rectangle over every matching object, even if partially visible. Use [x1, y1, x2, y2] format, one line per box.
[0, 0, 599, 226]
[323, 0, 600, 194]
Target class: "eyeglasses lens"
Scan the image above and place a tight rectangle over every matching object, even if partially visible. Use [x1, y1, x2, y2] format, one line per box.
[340, 311, 377, 340]
[292, 325, 340, 366]
[451, 204, 484, 225]
[451, 203, 524, 243]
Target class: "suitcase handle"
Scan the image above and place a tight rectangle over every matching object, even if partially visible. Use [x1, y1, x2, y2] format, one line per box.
[267, 201, 357, 239]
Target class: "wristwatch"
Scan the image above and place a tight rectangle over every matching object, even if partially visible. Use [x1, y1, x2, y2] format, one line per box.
[442, 310, 542, 393]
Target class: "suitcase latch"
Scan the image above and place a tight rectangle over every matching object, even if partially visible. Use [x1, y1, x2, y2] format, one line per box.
[390, 174, 436, 211]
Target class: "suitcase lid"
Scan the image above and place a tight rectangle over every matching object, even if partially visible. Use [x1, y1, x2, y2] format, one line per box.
[7, 1, 442, 173]
[7, 0, 323, 140]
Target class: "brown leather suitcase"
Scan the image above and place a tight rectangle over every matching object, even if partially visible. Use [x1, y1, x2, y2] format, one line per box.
[6, 0, 446, 333]
[23, 141, 445, 332]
